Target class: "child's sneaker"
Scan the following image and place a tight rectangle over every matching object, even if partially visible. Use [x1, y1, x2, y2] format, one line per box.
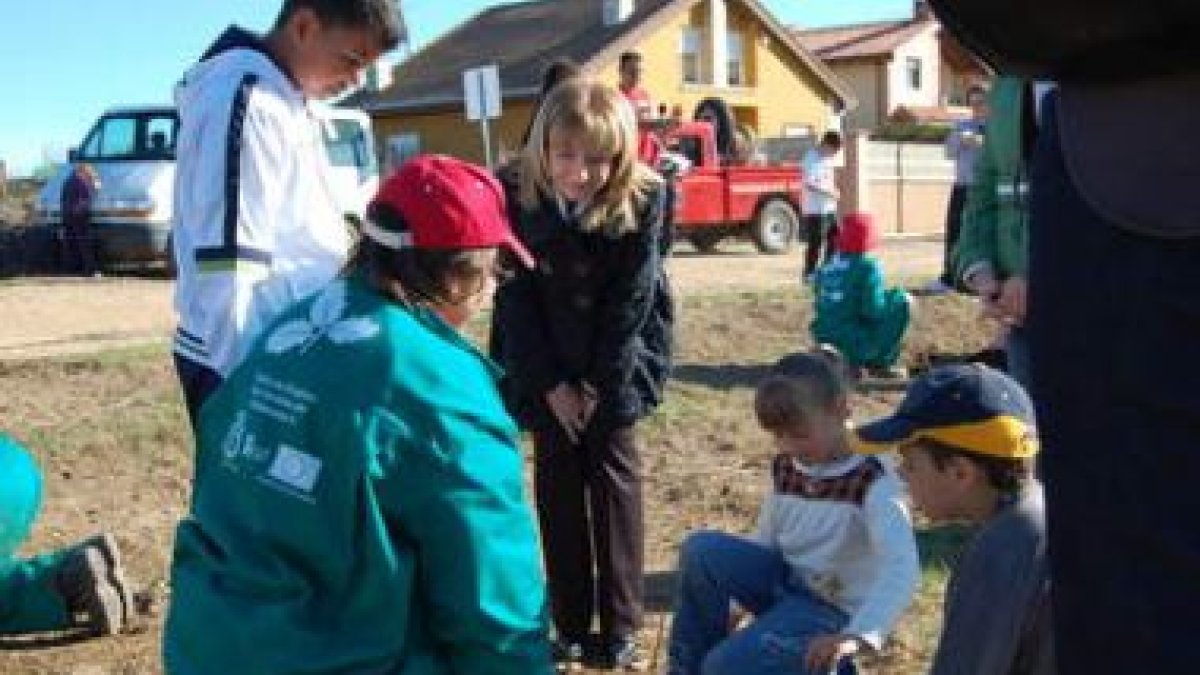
[552, 638, 585, 673]
[608, 636, 649, 671]
[865, 365, 908, 380]
[52, 533, 129, 635]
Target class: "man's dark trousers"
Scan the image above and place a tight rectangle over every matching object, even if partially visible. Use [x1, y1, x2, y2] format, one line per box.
[173, 353, 223, 431]
[1028, 93, 1200, 674]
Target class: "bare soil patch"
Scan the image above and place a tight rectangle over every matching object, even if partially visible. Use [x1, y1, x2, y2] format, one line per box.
[0, 237, 947, 360]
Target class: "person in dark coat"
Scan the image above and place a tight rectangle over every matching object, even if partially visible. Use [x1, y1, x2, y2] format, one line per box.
[60, 163, 100, 276]
[928, 1, 1200, 671]
[491, 78, 671, 671]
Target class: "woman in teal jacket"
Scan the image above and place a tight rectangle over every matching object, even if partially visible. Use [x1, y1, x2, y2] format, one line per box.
[164, 156, 553, 674]
[811, 212, 911, 377]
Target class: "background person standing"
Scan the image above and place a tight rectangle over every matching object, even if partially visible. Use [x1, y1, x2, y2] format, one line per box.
[801, 131, 843, 283]
[617, 51, 663, 168]
[59, 163, 100, 277]
[926, 83, 988, 294]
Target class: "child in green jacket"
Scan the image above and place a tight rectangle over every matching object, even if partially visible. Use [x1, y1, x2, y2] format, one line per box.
[0, 434, 130, 638]
[811, 212, 911, 378]
[164, 156, 552, 674]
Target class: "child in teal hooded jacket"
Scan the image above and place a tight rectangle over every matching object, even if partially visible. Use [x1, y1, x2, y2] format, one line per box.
[811, 213, 911, 376]
[163, 156, 552, 674]
[0, 434, 130, 638]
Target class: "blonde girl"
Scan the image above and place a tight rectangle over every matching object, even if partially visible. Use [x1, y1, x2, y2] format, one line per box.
[491, 78, 672, 670]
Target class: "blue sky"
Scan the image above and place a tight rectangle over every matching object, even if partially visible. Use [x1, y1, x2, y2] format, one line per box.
[0, 0, 911, 177]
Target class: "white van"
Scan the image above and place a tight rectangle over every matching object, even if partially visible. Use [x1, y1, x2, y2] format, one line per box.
[34, 104, 379, 266]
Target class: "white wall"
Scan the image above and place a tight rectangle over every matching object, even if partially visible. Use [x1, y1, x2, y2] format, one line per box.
[885, 24, 941, 112]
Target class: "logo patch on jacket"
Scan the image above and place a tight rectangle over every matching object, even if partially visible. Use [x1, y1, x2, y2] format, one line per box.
[267, 445, 323, 493]
[267, 281, 380, 355]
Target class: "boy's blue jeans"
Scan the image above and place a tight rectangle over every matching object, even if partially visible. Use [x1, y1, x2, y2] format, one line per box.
[668, 531, 856, 675]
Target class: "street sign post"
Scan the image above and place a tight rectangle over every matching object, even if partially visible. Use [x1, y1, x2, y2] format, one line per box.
[463, 65, 502, 168]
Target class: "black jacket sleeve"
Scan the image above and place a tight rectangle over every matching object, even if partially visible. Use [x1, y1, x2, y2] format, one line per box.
[492, 188, 567, 400]
[584, 186, 665, 413]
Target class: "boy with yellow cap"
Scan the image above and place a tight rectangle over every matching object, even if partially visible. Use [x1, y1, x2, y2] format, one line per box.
[856, 364, 1053, 675]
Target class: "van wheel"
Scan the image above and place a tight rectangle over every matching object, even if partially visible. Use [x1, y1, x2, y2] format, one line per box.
[751, 199, 798, 254]
[689, 231, 723, 253]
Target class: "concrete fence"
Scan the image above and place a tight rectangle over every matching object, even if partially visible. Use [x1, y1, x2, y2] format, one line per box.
[841, 131, 954, 235]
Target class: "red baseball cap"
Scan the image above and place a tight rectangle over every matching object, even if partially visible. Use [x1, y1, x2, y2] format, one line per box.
[364, 155, 534, 269]
[836, 212, 881, 254]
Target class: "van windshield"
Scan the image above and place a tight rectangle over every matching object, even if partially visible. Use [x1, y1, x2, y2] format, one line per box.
[77, 111, 179, 162]
[323, 118, 378, 180]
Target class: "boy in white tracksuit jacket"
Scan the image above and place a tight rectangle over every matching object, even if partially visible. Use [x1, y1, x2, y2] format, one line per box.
[171, 1, 403, 426]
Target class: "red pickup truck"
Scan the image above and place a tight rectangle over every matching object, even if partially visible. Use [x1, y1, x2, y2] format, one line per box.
[662, 121, 804, 254]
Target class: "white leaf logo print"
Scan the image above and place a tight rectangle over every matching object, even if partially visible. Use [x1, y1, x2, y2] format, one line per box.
[265, 282, 380, 355]
[310, 281, 347, 327]
[266, 321, 314, 354]
[328, 318, 380, 345]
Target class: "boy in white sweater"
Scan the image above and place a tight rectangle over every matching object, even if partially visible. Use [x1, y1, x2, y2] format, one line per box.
[668, 352, 919, 675]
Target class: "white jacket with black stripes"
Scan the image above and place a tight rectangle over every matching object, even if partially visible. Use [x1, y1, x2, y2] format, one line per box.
[171, 27, 348, 377]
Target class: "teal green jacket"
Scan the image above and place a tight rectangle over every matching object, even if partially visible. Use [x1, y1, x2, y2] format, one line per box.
[165, 277, 552, 675]
[811, 253, 910, 367]
[953, 77, 1030, 282]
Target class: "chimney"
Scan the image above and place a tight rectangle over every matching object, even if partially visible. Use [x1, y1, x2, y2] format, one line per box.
[603, 0, 634, 26]
[914, 0, 934, 21]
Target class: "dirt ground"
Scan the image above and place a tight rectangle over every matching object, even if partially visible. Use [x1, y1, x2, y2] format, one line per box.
[0, 237, 945, 361]
[0, 236, 992, 674]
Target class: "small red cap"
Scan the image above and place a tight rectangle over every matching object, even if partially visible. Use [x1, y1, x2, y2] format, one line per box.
[836, 212, 881, 254]
[367, 155, 534, 268]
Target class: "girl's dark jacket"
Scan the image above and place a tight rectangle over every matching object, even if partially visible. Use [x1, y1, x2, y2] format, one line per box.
[490, 170, 674, 432]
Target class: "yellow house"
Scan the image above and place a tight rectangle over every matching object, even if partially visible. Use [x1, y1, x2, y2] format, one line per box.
[352, 0, 854, 169]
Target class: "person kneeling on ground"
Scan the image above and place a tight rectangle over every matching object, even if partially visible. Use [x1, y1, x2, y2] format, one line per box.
[0, 434, 131, 638]
[811, 212, 912, 379]
[163, 156, 552, 674]
[856, 364, 1053, 674]
[667, 352, 919, 675]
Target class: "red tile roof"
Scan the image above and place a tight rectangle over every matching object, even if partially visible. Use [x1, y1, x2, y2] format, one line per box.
[793, 18, 933, 61]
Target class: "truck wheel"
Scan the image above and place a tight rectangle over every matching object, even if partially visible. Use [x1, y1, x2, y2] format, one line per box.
[751, 199, 798, 254]
[689, 231, 723, 254]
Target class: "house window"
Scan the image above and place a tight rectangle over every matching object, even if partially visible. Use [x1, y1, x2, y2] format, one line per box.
[906, 56, 922, 91]
[681, 26, 702, 84]
[386, 133, 421, 173]
[727, 31, 746, 86]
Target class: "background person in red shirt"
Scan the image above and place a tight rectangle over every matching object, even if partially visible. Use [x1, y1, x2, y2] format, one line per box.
[618, 51, 662, 167]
